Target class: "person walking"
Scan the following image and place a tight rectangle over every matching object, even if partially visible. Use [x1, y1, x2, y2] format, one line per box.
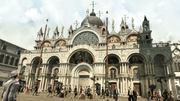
[147, 89, 152, 101]
[113, 87, 118, 101]
[1, 70, 19, 101]
[100, 87, 105, 99]
[157, 89, 162, 101]
[87, 86, 91, 99]
[153, 89, 157, 101]
[133, 87, 137, 101]
[128, 87, 134, 101]
[167, 91, 175, 101]
[56, 84, 60, 96]
[47, 84, 52, 97]
[74, 85, 77, 99]
[105, 88, 109, 101]
[68, 85, 72, 98]
[162, 89, 168, 101]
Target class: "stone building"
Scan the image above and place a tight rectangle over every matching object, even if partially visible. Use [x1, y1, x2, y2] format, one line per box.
[18, 7, 178, 98]
[0, 39, 26, 88]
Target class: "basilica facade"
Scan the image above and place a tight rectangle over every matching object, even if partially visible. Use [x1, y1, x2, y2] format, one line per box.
[18, 8, 179, 98]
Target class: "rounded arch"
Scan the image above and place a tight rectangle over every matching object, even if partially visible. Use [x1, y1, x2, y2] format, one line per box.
[67, 49, 95, 64]
[40, 40, 52, 47]
[47, 56, 60, 64]
[31, 57, 43, 64]
[53, 38, 66, 46]
[51, 67, 59, 74]
[0, 54, 5, 63]
[71, 63, 93, 77]
[126, 53, 147, 62]
[152, 52, 169, 61]
[126, 34, 143, 42]
[108, 34, 121, 43]
[70, 29, 102, 44]
[103, 54, 121, 63]
[108, 66, 118, 75]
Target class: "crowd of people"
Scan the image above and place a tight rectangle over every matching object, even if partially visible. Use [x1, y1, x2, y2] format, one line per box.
[0, 70, 178, 101]
[147, 89, 175, 101]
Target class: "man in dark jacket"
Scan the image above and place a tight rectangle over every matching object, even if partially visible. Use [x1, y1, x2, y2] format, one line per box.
[100, 87, 105, 99]
[74, 85, 77, 98]
[133, 87, 137, 101]
[113, 87, 118, 101]
[56, 84, 60, 96]
[128, 87, 134, 101]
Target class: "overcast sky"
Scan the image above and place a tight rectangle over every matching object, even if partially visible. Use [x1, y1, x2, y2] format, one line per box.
[0, 0, 180, 50]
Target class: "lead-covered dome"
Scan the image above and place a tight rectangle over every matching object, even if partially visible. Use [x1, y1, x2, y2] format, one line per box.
[81, 11, 103, 26]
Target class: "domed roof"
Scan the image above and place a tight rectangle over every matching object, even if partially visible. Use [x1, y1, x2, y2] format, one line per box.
[81, 11, 103, 26]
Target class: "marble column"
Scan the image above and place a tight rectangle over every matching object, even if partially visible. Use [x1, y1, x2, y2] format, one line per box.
[144, 63, 147, 75]
[120, 78, 122, 94]
[141, 78, 145, 96]
[2, 55, 6, 64]
[122, 77, 124, 94]
[145, 77, 148, 96]
[164, 64, 167, 76]
[125, 63, 127, 74]
[120, 64, 122, 74]
[125, 77, 127, 95]
[149, 62, 152, 74]
[127, 64, 129, 74]
[8, 56, 11, 65]
[152, 61, 155, 74]
[131, 78, 133, 90]
[171, 78, 178, 100]
[170, 62, 174, 74]
[28, 78, 32, 88]
[44, 78, 48, 90]
[168, 63, 172, 75]
[117, 78, 119, 92]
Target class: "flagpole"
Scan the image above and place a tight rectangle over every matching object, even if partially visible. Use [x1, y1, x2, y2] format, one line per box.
[35, 19, 48, 89]
[105, 11, 109, 101]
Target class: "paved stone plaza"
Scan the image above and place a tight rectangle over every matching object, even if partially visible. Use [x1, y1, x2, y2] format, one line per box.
[0, 90, 147, 101]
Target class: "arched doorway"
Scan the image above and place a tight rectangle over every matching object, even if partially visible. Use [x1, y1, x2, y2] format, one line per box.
[71, 63, 93, 90]
[128, 54, 145, 96]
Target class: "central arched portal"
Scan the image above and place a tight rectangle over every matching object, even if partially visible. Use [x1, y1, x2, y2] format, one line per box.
[71, 63, 93, 90]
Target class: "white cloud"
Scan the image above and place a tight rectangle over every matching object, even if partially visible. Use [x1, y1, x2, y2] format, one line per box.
[0, 0, 180, 50]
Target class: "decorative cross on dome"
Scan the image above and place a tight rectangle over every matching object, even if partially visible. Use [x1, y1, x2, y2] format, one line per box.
[90, 1, 97, 12]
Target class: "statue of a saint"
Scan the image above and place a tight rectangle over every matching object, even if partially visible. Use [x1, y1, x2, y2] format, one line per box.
[112, 19, 115, 30]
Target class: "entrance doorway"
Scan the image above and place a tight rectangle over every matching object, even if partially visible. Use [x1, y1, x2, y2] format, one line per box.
[134, 83, 141, 96]
[79, 71, 90, 88]
[110, 82, 117, 94]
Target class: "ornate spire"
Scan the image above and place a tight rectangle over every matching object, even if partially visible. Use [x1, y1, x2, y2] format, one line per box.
[132, 17, 134, 29]
[53, 26, 59, 39]
[112, 19, 115, 31]
[37, 27, 43, 40]
[144, 15, 148, 21]
[139, 26, 143, 33]
[60, 26, 64, 37]
[74, 20, 79, 30]
[46, 27, 50, 39]
[97, 11, 103, 18]
[86, 9, 89, 17]
[69, 25, 73, 30]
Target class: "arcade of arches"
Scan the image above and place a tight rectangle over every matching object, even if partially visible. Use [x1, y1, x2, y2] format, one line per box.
[18, 50, 176, 97]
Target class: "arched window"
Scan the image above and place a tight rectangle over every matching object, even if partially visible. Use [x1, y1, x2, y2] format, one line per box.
[15, 59, 19, 66]
[0, 54, 4, 63]
[102, 28, 106, 35]
[133, 68, 140, 80]
[110, 68, 116, 79]
[5, 56, 10, 64]
[10, 57, 15, 65]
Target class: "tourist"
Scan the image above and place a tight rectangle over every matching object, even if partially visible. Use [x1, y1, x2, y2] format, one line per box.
[56, 84, 60, 96]
[78, 86, 83, 99]
[153, 89, 157, 101]
[1, 70, 19, 101]
[32, 85, 38, 96]
[24, 86, 29, 94]
[74, 85, 77, 99]
[90, 87, 93, 99]
[68, 85, 72, 98]
[157, 89, 162, 101]
[128, 87, 134, 101]
[162, 89, 168, 101]
[147, 89, 152, 101]
[93, 87, 98, 99]
[65, 85, 68, 97]
[105, 88, 109, 101]
[85, 86, 87, 99]
[133, 87, 137, 101]
[79, 87, 85, 99]
[113, 87, 118, 101]
[167, 91, 175, 101]
[59, 85, 65, 98]
[100, 87, 105, 99]
[87, 86, 91, 99]
[47, 84, 52, 97]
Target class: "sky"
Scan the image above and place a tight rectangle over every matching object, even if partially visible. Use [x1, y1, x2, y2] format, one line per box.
[0, 0, 180, 50]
